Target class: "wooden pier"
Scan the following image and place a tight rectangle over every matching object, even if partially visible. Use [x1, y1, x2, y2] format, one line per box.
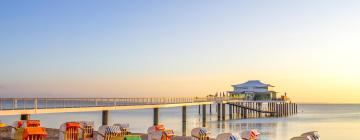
[0, 97, 298, 136]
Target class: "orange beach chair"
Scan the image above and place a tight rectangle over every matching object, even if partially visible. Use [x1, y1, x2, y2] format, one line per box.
[22, 127, 47, 140]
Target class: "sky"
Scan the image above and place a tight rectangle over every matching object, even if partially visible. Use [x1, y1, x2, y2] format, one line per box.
[0, 0, 359, 103]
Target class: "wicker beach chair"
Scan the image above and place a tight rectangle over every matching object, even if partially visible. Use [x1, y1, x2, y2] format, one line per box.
[79, 121, 95, 140]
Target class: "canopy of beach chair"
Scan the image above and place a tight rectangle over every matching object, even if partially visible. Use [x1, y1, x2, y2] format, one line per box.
[216, 133, 237, 140]
[240, 130, 260, 140]
[191, 127, 210, 138]
[300, 131, 319, 140]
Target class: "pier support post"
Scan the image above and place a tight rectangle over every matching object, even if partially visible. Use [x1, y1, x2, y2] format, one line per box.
[258, 103, 261, 118]
[102, 110, 109, 125]
[275, 103, 280, 117]
[182, 106, 187, 136]
[229, 104, 233, 119]
[198, 105, 201, 115]
[217, 103, 221, 121]
[153, 108, 159, 125]
[209, 104, 212, 114]
[20, 114, 30, 120]
[221, 103, 226, 121]
[202, 104, 206, 127]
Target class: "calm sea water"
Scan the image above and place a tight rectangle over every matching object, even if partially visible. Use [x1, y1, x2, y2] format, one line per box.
[1, 104, 359, 140]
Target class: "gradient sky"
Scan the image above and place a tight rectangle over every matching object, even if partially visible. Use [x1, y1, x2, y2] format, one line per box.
[0, 0, 359, 103]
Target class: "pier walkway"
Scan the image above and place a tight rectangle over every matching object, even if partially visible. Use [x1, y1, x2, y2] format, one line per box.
[0, 97, 297, 136]
[0, 97, 238, 115]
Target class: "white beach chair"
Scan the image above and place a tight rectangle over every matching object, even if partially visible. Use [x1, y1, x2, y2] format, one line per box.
[300, 131, 320, 140]
[290, 136, 312, 140]
[191, 127, 210, 140]
[147, 124, 164, 140]
[240, 130, 260, 140]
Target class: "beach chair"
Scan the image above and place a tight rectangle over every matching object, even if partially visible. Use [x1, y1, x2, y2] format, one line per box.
[0, 121, 7, 127]
[300, 131, 319, 140]
[114, 123, 130, 136]
[216, 133, 237, 140]
[148, 124, 174, 140]
[290, 136, 312, 140]
[147, 124, 165, 140]
[79, 121, 95, 140]
[97, 125, 124, 140]
[22, 127, 47, 140]
[161, 129, 175, 140]
[11, 120, 42, 140]
[59, 122, 81, 140]
[240, 130, 260, 140]
[191, 127, 210, 140]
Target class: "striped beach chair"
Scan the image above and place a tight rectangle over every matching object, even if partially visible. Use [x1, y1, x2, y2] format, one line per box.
[59, 122, 81, 140]
[22, 127, 47, 140]
[114, 123, 130, 136]
[216, 133, 237, 140]
[98, 125, 123, 140]
[191, 127, 210, 140]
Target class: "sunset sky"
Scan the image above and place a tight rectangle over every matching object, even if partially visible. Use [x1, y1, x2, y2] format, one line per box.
[0, 0, 359, 103]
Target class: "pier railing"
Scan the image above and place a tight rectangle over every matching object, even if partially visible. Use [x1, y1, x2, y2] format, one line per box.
[0, 97, 238, 110]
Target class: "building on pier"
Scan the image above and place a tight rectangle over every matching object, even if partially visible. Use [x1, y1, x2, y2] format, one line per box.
[229, 80, 277, 100]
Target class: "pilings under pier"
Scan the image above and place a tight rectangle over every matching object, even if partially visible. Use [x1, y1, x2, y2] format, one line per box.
[221, 103, 226, 121]
[153, 108, 159, 125]
[102, 110, 109, 125]
[182, 106, 186, 136]
[202, 104, 206, 127]
[217, 103, 221, 121]
[227, 101, 298, 119]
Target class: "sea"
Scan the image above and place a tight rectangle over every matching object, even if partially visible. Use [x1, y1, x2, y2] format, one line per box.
[1, 104, 359, 140]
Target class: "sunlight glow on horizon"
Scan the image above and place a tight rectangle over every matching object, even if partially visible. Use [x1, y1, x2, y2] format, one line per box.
[0, 0, 359, 103]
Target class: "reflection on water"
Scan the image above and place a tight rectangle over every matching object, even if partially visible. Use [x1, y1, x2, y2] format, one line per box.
[1, 104, 360, 140]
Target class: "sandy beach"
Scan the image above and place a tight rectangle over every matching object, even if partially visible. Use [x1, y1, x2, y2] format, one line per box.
[0, 126, 208, 140]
